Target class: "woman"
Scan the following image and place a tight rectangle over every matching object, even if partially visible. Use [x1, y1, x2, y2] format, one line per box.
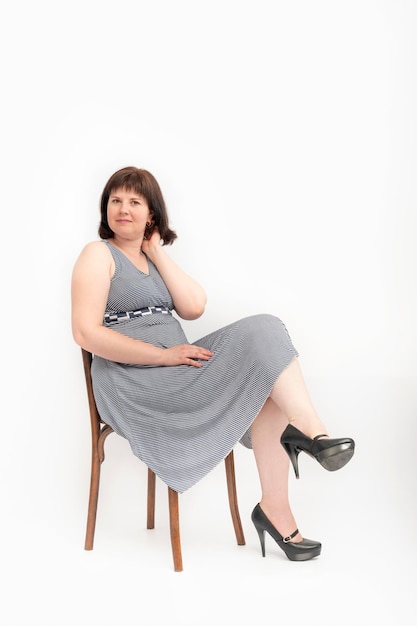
[71, 166, 355, 562]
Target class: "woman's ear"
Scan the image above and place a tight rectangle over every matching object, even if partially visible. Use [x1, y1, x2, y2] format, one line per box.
[144, 219, 156, 240]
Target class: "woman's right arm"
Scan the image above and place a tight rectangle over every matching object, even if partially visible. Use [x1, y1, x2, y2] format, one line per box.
[71, 242, 212, 367]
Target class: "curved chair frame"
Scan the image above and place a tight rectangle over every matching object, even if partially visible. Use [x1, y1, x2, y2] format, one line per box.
[81, 348, 245, 571]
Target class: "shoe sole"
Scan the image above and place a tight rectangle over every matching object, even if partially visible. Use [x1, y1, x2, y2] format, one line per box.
[317, 444, 354, 472]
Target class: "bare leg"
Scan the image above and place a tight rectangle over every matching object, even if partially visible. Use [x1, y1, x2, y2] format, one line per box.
[251, 356, 351, 545]
[251, 398, 303, 542]
[270, 357, 328, 438]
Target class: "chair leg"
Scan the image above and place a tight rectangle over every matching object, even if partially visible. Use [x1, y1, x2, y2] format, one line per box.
[168, 487, 183, 572]
[224, 451, 246, 545]
[147, 469, 156, 529]
[85, 425, 113, 550]
[84, 451, 101, 550]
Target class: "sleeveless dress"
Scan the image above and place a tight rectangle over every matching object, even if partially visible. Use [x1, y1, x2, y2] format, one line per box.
[91, 241, 299, 493]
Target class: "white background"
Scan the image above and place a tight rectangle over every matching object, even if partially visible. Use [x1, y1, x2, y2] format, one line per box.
[1, 1, 416, 624]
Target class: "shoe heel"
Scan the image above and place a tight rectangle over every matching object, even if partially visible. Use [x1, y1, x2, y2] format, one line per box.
[253, 523, 266, 557]
[282, 442, 300, 479]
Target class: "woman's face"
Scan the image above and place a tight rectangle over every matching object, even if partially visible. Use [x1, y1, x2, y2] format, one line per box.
[106, 187, 152, 241]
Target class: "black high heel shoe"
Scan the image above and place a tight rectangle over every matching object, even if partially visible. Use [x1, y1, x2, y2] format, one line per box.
[251, 504, 321, 561]
[281, 424, 355, 479]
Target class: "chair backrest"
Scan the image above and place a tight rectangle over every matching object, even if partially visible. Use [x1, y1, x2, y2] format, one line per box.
[81, 349, 102, 442]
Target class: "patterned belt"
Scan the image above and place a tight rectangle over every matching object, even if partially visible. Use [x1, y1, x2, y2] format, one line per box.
[104, 305, 172, 325]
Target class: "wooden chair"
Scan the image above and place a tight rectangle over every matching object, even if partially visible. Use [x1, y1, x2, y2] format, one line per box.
[81, 348, 246, 571]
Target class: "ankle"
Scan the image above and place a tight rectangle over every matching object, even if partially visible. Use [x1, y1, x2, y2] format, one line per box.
[258, 501, 303, 542]
[287, 416, 328, 440]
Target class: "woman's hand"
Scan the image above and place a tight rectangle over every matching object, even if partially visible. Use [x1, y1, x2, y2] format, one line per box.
[162, 344, 213, 368]
[141, 227, 161, 256]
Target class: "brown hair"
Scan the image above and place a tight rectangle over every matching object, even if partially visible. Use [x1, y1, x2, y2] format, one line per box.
[98, 166, 177, 245]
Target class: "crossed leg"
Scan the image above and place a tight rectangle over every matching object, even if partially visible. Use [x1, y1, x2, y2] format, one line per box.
[251, 357, 328, 541]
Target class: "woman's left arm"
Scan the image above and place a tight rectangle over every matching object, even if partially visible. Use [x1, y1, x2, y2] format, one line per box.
[142, 231, 207, 320]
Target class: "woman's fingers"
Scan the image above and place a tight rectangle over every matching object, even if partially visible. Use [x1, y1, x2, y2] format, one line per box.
[164, 344, 213, 366]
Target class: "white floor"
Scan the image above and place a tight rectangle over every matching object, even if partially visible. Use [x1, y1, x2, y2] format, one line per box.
[4, 375, 416, 625]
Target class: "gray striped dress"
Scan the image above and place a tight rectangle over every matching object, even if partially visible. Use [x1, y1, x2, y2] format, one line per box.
[91, 241, 298, 493]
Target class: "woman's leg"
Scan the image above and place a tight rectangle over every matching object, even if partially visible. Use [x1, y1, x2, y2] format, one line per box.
[251, 356, 352, 548]
[251, 398, 303, 541]
[269, 357, 328, 438]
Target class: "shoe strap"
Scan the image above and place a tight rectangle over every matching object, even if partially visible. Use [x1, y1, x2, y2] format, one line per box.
[313, 434, 328, 441]
[283, 528, 299, 543]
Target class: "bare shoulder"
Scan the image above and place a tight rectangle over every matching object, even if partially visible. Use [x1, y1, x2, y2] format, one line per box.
[73, 240, 113, 278]
[75, 240, 112, 264]
[79, 240, 111, 257]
